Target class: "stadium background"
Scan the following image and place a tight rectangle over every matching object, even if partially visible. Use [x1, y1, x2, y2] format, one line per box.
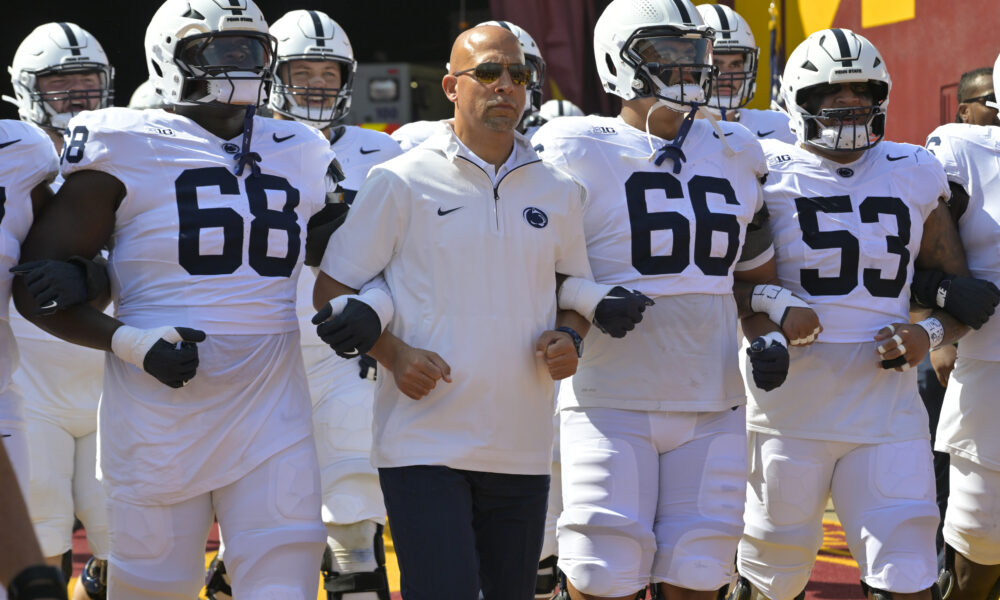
[6, 0, 1000, 143]
[6, 0, 1000, 598]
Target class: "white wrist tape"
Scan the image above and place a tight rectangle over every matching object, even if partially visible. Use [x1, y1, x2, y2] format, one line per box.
[358, 286, 394, 333]
[326, 288, 394, 334]
[558, 277, 615, 321]
[751, 284, 810, 327]
[759, 331, 787, 348]
[916, 317, 945, 349]
[111, 325, 181, 369]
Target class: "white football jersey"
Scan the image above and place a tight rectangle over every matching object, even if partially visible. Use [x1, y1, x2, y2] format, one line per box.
[532, 114, 767, 411]
[329, 125, 403, 205]
[925, 123, 1000, 361]
[733, 108, 796, 144]
[390, 119, 447, 151]
[61, 108, 335, 335]
[296, 125, 401, 393]
[1, 120, 58, 418]
[762, 139, 946, 342]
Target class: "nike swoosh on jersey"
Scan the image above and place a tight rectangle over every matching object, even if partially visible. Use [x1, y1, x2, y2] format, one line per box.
[757, 130, 775, 137]
[886, 154, 909, 161]
[437, 206, 463, 216]
[273, 133, 296, 143]
[0, 139, 22, 149]
[360, 147, 380, 154]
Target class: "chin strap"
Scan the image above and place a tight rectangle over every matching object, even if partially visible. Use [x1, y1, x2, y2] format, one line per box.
[649, 102, 698, 174]
[233, 104, 262, 178]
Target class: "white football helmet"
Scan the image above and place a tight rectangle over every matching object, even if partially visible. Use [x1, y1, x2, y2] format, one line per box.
[782, 28, 890, 152]
[478, 20, 546, 115]
[269, 10, 356, 128]
[5, 22, 114, 130]
[128, 80, 164, 110]
[696, 4, 758, 111]
[594, 0, 715, 111]
[539, 99, 584, 120]
[988, 51, 1000, 110]
[144, 0, 276, 107]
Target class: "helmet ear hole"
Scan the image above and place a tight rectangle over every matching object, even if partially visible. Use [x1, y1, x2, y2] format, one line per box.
[150, 60, 163, 78]
[605, 54, 617, 78]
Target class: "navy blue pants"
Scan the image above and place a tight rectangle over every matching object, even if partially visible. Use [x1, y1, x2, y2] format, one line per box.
[379, 465, 549, 600]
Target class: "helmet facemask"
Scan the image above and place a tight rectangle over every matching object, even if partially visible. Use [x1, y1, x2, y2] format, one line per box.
[797, 80, 888, 152]
[621, 27, 715, 111]
[709, 48, 757, 111]
[27, 64, 114, 129]
[272, 57, 353, 128]
[173, 31, 276, 106]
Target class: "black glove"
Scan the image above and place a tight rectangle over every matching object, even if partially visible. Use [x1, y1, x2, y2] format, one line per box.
[593, 286, 655, 338]
[911, 270, 1000, 329]
[359, 354, 378, 380]
[142, 327, 205, 389]
[10, 255, 108, 314]
[747, 335, 789, 392]
[312, 298, 382, 359]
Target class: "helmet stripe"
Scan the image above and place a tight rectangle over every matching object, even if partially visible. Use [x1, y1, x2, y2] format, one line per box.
[495, 21, 514, 32]
[830, 28, 855, 67]
[57, 22, 82, 56]
[226, 0, 243, 16]
[671, 0, 693, 25]
[307, 10, 326, 47]
[710, 5, 732, 39]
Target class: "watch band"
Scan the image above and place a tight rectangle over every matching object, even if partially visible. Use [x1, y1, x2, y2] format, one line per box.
[555, 326, 584, 358]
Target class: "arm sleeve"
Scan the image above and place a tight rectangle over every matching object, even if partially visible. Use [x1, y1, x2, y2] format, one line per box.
[320, 166, 407, 288]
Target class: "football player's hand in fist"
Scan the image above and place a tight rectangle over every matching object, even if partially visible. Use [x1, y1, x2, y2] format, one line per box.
[874, 323, 929, 372]
[312, 296, 382, 359]
[111, 325, 206, 388]
[536, 330, 578, 380]
[746, 332, 789, 392]
[388, 343, 452, 400]
[593, 286, 654, 338]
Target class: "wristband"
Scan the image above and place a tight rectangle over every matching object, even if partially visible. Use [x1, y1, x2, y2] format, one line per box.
[758, 331, 787, 348]
[558, 277, 614, 320]
[357, 287, 394, 333]
[111, 325, 181, 369]
[750, 284, 810, 326]
[916, 317, 945, 349]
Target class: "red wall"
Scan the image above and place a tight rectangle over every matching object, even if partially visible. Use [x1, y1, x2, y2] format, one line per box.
[830, 0, 1000, 144]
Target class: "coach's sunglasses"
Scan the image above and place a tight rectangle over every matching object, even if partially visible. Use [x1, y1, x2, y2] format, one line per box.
[452, 62, 532, 87]
[961, 93, 996, 106]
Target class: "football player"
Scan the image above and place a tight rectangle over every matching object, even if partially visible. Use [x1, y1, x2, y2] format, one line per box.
[126, 80, 163, 111]
[5, 23, 114, 600]
[391, 20, 546, 150]
[531, 0, 820, 598]
[0, 117, 59, 600]
[10, 0, 340, 598]
[925, 53, 1000, 600]
[695, 4, 795, 143]
[732, 29, 983, 600]
[204, 10, 400, 600]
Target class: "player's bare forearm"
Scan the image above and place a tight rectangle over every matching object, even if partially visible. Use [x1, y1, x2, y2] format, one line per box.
[313, 270, 358, 311]
[741, 312, 781, 340]
[733, 259, 779, 318]
[16, 169, 121, 350]
[11, 294, 119, 352]
[915, 200, 971, 277]
[367, 329, 404, 369]
[555, 308, 590, 338]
